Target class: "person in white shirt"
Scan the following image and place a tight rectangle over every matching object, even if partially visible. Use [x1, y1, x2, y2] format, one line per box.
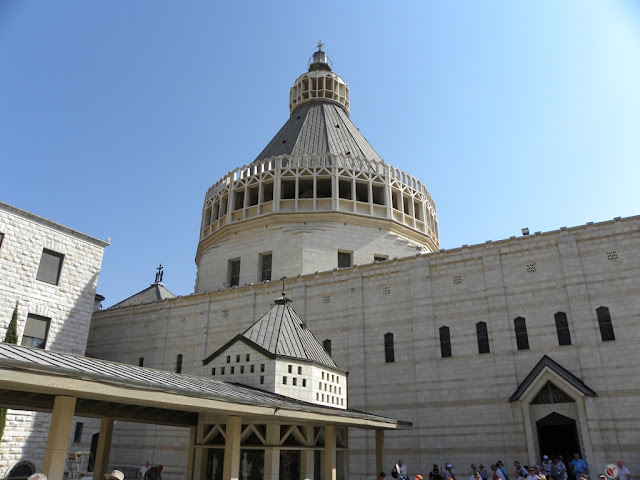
[526, 466, 538, 480]
[139, 461, 150, 479]
[395, 460, 408, 480]
[617, 461, 631, 480]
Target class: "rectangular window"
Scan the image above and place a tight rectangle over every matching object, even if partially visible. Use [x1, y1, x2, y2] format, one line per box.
[228, 259, 241, 287]
[293, 378, 297, 386]
[211, 368, 216, 375]
[302, 379, 306, 387]
[246, 354, 250, 362]
[250, 365, 255, 373]
[384, 332, 395, 363]
[21, 314, 50, 349]
[36, 249, 64, 285]
[240, 366, 245, 374]
[73, 422, 84, 443]
[374, 255, 388, 262]
[226, 355, 231, 363]
[0, 233, 4, 249]
[221, 367, 226, 375]
[236, 354, 240, 362]
[260, 253, 272, 282]
[288, 365, 292, 373]
[176, 354, 183, 373]
[298, 366, 302, 375]
[337, 251, 352, 268]
[260, 364, 265, 372]
[439, 326, 452, 358]
[260, 376, 264, 384]
[476, 322, 490, 354]
[339, 180, 352, 199]
[283, 376, 287, 385]
[138, 357, 144, 367]
[230, 366, 235, 374]
[262, 182, 274, 203]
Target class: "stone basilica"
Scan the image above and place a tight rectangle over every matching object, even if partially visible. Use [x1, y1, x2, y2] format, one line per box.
[84, 46, 640, 479]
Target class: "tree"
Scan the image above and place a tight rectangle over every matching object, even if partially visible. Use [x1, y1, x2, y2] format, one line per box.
[0, 302, 19, 440]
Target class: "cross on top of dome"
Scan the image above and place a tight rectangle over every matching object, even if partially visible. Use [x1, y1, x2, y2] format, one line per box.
[309, 41, 331, 72]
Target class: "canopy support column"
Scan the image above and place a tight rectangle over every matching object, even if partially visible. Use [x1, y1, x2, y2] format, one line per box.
[93, 416, 114, 480]
[42, 395, 77, 480]
[223, 415, 242, 480]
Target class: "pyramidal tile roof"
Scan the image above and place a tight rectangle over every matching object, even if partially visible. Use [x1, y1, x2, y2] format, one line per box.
[203, 297, 339, 371]
[108, 283, 176, 309]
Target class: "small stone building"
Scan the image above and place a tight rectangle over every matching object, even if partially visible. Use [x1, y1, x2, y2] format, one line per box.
[0, 201, 109, 478]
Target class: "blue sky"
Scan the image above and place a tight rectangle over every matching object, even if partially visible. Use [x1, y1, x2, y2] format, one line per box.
[2, 1, 640, 307]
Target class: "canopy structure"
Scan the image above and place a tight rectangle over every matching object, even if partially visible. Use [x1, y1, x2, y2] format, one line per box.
[0, 343, 409, 480]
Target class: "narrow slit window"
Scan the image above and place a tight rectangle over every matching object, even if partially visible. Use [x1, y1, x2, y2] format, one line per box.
[596, 306, 615, 341]
[514, 317, 530, 350]
[439, 326, 452, 358]
[476, 321, 490, 354]
[384, 332, 395, 363]
[555, 312, 572, 346]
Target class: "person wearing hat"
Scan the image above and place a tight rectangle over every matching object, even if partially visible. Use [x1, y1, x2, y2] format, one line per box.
[542, 457, 553, 478]
[617, 461, 631, 480]
[479, 465, 489, 480]
[444, 464, 456, 480]
[105, 470, 124, 480]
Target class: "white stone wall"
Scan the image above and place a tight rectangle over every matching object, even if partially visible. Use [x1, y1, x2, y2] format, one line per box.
[196, 219, 424, 293]
[88, 216, 640, 479]
[205, 342, 274, 390]
[0, 202, 108, 478]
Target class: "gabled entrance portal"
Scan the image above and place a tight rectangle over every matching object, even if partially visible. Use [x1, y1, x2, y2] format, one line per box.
[536, 412, 580, 462]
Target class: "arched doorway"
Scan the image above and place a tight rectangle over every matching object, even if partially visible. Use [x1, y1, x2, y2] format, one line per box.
[7, 460, 36, 480]
[536, 412, 580, 462]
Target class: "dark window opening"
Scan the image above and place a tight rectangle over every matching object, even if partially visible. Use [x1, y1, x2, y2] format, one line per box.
[298, 179, 313, 199]
[476, 321, 490, 354]
[240, 366, 244, 373]
[211, 368, 216, 375]
[221, 367, 225, 375]
[176, 354, 183, 373]
[229, 259, 241, 287]
[596, 306, 615, 341]
[230, 366, 235, 374]
[260, 364, 265, 372]
[233, 190, 244, 211]
[555, 312, 572, 346]
[21, 314, 50, 349]
[514, 317, 529, 350]
[439, 326, 452, 358]
[339, 180, 352, 199]
[402, 196, 410, 214]
[250, 365, 254, 373]
[337, 251, 352, 268]
[219, 195, 228, 217]
[281, 179, 296, 199]
[36, 249, 64, 285]
[374, 255, 388, 262]
[414, 201, 422, 220]
[372, 185, 385, 205]
[260, 376, 264, 384]
[236, 355, 240, 362]
[323, 339, 332, 356]
[226, 355, 231, 363]
[262, 182, 274, 203]
[246, 354, 250, 361]
[355, 182, 369, 202]
[248, 186, 259, 206]
[260, 253, 272, 282]
[316, 178, 332, 198]
[0, 232, 4, 249]
[392, 191, 400, 210]
[138, 357, 144, 367]
[384, 332, 395, 363]
[73, 422, 84, 443]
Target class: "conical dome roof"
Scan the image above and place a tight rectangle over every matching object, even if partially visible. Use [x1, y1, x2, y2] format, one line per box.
[253, 101, 383, 164]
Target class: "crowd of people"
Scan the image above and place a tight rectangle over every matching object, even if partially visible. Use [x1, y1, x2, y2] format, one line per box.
[382, 455, 631, 480]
